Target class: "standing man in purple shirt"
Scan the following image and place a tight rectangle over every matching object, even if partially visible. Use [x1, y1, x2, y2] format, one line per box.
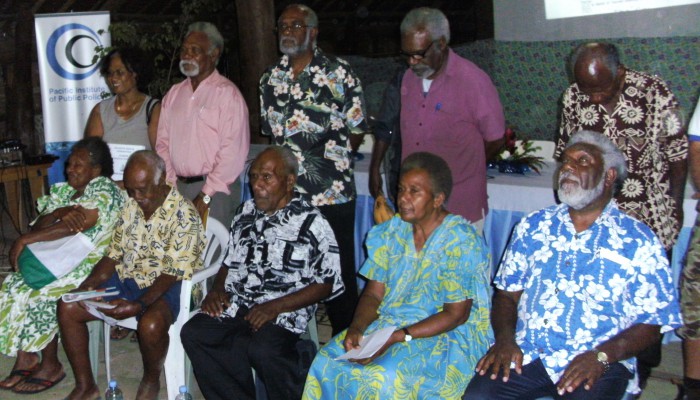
[156, 22, 250, 227]
[369, 7, 505, 230]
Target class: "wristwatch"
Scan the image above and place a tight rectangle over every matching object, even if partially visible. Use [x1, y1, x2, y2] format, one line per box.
[202, 193, 211, 205]
[595, 350, 610, 374]
[402, 327, 413, 342]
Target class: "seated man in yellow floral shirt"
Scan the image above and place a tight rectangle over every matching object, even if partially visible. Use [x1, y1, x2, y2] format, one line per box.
[57, 150, 206, 400]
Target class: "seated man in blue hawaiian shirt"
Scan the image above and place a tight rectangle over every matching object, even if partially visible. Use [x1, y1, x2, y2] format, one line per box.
[181, 146, 344, 400]
[463, 130, 682, 400]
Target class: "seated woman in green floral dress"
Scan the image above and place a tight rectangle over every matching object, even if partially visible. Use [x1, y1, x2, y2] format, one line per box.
[0, 137, 125, 395]
[303, 152, 493, 400]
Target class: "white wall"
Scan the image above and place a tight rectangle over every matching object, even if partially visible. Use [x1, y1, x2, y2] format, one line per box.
[494, 0, 700, 41]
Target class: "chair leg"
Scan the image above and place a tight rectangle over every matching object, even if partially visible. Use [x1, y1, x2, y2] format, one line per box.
[164, 325, 186, 400]
[103, 322, 112, 384]
[87, 320, 103, 382]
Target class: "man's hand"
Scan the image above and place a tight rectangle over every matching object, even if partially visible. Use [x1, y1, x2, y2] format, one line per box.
[101, 298, 144, 320]
[369, 169, 384, 199]
[245, 301, 281, 331]
[200, 290, 231, 317]
[475, 339, 524, 382]
[556, 351, 607, 395]
[192, 194, 209, 221]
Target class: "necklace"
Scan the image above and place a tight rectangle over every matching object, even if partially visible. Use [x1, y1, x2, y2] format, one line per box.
[116, 95, 144, 115]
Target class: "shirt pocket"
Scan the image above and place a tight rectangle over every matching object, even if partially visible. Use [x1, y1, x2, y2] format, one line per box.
[197, 106, 221, 132]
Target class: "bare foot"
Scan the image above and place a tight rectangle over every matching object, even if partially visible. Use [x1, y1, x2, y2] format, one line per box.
[12, 362, 65, 394]
[0, 353, 39, 389]
[63, 384, 101, 400]
[136, 379, 160, 400]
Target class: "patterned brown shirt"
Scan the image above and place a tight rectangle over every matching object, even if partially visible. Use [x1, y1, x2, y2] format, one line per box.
[555, 68, 687, 250]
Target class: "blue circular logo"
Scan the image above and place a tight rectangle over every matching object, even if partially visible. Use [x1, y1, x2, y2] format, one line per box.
[46, 23, 103, 80]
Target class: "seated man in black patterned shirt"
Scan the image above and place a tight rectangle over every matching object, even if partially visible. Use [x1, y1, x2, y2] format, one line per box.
[181, 146, 344, 400]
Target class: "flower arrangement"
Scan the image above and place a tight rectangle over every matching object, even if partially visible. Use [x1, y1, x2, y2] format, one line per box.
[488, 127, 545, 174]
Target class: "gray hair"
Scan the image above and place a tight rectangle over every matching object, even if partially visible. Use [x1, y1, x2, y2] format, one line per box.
[259, 145, 299, 177]
[565, 130, 628, 191]
[187, 22, 224, 62]
[283, 4, 318, 27]
[570, 42, 620, 78]
[400, 152, 453, 201]
[126, 150, 166, 184]
[282, 4, 319, 48]
[400, 7, 451, 44]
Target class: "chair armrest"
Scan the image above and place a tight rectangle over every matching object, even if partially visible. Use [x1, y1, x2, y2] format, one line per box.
[191, 263, 221, 285]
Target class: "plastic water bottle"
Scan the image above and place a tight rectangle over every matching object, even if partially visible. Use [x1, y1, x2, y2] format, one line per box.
[104, 379, 124, 400]
[175, 385, 194, 400]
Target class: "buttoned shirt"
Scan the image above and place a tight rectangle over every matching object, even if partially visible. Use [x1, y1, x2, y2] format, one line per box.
[556, 69, 688, 249]
[401, 49, 505, 222]
[156, 70, 250, 197]
[107, 186, 206, 289]
[221, 195, 344, 334]
[495, 201, 681, 383]
[260, 48, 369, 206]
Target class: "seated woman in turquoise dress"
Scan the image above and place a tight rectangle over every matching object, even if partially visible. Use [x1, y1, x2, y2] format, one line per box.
[303, 152, 493, 399]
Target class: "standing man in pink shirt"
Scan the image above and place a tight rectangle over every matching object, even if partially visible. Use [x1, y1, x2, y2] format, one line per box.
[156, 22, 250, 226]
[369, 7, 505, 231]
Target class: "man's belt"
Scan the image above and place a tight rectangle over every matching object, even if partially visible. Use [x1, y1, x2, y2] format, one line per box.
[177, 175, 206, 184]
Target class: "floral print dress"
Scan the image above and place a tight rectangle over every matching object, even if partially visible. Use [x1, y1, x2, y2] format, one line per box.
[0, 176, 125, 356]
[302, 215, 493, 399]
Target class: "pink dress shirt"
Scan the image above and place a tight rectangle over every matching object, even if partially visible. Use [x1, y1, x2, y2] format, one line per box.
[401, 49, 505, 222]
[156, 70, 250, 196]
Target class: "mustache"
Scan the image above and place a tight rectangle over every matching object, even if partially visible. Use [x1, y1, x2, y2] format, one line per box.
[558, 171, 580, 185]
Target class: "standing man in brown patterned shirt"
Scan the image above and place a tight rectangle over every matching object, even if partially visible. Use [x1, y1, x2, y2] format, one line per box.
[555, 42, 688, 394]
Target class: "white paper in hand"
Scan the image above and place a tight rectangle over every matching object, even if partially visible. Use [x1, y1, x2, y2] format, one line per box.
[335, 326, 397, 361]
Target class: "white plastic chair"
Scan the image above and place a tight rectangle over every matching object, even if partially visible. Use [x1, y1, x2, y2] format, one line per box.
[91, 217, 229, 400]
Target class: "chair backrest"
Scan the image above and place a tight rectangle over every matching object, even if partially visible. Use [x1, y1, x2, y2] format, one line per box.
[181, 216, 229, 319]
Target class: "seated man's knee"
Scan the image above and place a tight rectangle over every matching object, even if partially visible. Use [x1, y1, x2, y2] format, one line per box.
[137, 309, 170, 342]
[57, 299, 81, 321]
[462, 373, 501, 400]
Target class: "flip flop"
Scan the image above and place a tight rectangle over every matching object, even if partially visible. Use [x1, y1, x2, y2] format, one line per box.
[0, 369, 35, 390]
[110, 326, 130, 341]
[12, 372, 66, 394]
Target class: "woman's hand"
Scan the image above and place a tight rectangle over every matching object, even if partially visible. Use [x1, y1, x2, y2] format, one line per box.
[59, 205, 89, 232]
[9, 237, 27, 271]
[343, 326, 365, 352]
[350, 330, 403, 365]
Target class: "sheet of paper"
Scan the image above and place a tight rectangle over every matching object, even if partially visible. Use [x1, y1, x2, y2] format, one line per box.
[108, 143, 146, 181]
[335, 326, 397, 361]
[61, 288, 119, 302]
[83, 300, 117, 309]
[84, 302, 118, 326]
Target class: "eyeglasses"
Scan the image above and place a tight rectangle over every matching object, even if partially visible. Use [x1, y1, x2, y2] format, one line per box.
[400, 41, 437, 60]
[275, 23, 314, 34]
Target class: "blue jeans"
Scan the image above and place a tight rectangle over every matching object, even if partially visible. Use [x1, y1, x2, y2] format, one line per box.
[462, 358, 632, 400]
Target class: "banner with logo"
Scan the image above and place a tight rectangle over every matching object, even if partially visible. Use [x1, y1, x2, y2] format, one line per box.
[35, 12, 111, 184]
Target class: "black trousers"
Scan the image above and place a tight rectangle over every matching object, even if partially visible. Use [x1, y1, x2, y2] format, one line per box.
[318, 200, 359, 335]
[181, 313, 302, 400]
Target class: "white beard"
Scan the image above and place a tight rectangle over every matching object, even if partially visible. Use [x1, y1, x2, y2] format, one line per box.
[179, 60, 200, 77]
[280, 30, 312, 57]
[557, 171, 605, 210]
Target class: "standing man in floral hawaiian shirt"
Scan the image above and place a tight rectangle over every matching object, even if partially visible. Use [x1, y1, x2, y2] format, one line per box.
[554, 43, 687, 388]
[259, 3, 369, 335]
[463, 131, 681, 400]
